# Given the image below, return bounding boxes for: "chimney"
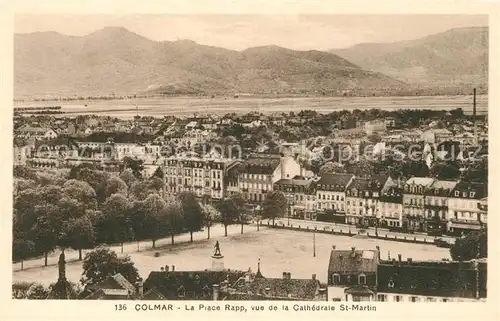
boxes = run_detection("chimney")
[165,265,169,272]
[312,274,316,281]
[287,272,292,280]
[160,266,165,272]
[351,247,356,258]
[318,288,327,300]
[212,284,220,301]
[136,279,144,298]
[473,88,477,146]
[332,245,336,250]
[392,258,396,265]
[172,265,175,271]
[283,272,287,279]
[407,258,412,264]
[376,246,380,260]
[398,254,402,263]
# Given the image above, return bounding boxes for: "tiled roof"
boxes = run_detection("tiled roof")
[346,175,389,193]
[231,277,320,300]
[377,260,486,299]
[141,287,166,300]
[242,154,281,175]
[405,177,434,187]
[425,180,459,196]
[274,179,312,187]
[451,182,487,199]
[328,249,379,274]
[344,285,375,295]
[143,270,246,300]
[84,288,131,300]
[17,126,53,134]
[316,173,354,190]
[222,292,298,300]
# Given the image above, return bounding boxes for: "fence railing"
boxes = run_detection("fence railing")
[265,222,437,245]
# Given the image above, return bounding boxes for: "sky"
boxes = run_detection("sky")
[14,14,488,51]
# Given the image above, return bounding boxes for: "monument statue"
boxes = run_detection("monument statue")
[213,241,222,257]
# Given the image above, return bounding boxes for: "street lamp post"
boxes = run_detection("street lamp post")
[313,228,316,257]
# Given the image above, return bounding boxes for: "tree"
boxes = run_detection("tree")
[129,181,152,201]
[165,201,184,245]
[230,194,247,234]
[12,238,35,270]
[140,194,169,248]
[430,160,461,180]
[261,191,287,225]
[105,176,128,198]
[99,194,133,252]
[14,178,38,194]
[450,229,487,261]
[201,204,220,239]
[119,169,137,189]
[148,177,165,193]
[31,202,62,266]
[13,165,37,180]
[178,192,204,242]
[78,168,109,203]
[62,180,97,209]
[26,283,49,299]
[81,248,140,286]
[123,156,144,179]
[319,162,345,176]
[64,216,95,260]
[217,198,240,237]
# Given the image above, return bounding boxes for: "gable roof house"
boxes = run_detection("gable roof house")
[327,246,380,291]
[143,265,247,300]
[15,126,58,140]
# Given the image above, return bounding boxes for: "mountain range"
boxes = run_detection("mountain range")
[331,26,488,88]
[14,26,488,98]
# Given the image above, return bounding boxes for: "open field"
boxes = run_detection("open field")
[13,95,487,119]
[12,224,450,287]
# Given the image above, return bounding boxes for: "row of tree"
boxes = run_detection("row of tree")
[13,163,289,269]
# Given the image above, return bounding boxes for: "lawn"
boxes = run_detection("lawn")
[12,225,450,286]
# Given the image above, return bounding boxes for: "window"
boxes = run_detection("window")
[410,296,418,303]
[358,274,366,285]
[388,279,395,289]
[394,295,401,302]
[455,191,459,197]
[332,273,340,284]
[377,294,387,302]
[426,297,435,302]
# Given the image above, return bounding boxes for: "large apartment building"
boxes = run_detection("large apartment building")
[162,153,237,200]
[274,178,317,219]
[345,175,394,226]
[402,177,435,231]
[315,173,354,222]
[238,153,301,204]
[447,182,487,235]
[423,180,458,231]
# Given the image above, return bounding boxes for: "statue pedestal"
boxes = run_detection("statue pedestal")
[211,254,224,271]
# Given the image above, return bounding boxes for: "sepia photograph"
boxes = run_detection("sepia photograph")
[10,9,490,312]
